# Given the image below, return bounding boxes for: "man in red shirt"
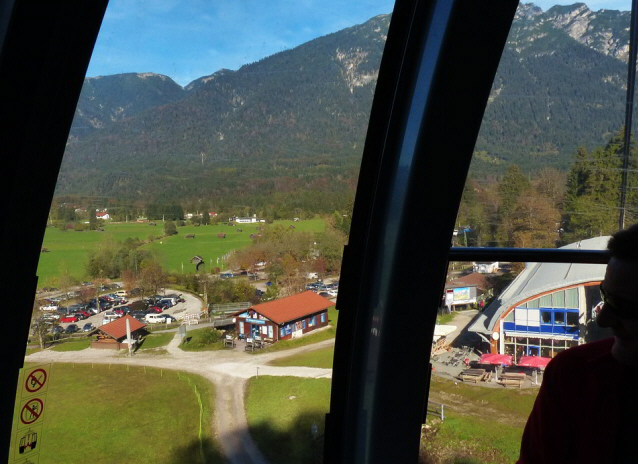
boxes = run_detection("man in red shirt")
[518,224,638,463]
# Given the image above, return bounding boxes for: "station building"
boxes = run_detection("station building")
[234,291,333,342]
[467,236,611,363]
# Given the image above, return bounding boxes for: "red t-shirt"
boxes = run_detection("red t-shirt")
[518,337,638,463]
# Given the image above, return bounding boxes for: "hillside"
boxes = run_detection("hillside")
[57,3,634,206]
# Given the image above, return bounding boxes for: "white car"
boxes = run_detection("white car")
[145,314,167,324]
[39,304,59,311]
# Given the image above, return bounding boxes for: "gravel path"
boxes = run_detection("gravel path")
[26,335,335,464]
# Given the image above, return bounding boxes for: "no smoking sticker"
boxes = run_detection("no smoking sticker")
[21,364,50,398]
[17,397,45,430]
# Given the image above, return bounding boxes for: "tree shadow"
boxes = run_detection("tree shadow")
[166,437,226,464]
[245,411,326,464]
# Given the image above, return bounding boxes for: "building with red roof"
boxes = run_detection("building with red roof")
[90,315,146,350]
[234,291,334,341]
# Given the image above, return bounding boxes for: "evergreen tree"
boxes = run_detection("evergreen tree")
[88,207,97,230]
[164,221,178,236]
[202,211,210,225]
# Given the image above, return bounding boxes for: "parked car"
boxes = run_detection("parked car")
[113,308,125,316]
[42,313,59,321]
[39,304,59,311]
[115,290,128,297]
[145,314,167,324]
[72,313,87,320]
[163,315,177,323]
[50,325,63,334]
[60,315,78,323]
[65,324,79,333]
[318,292,331,298]
[148,306,163,314]
[76,310,91,318]
[82,323,94,332]
[131,310,146,320]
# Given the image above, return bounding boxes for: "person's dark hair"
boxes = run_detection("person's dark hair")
[608,223,638,261]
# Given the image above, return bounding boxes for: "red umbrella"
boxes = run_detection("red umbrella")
[517,356,552,368]
[479,353,513,366]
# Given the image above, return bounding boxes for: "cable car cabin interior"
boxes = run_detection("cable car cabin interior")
[3,0,635,462]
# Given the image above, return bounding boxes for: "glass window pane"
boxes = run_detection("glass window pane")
[504,311,514,322]
[541,347,552,358]
[566,312,579,326]
[565,288,579,308]
[552,291,565,308]
[527,299,539,309]
[540,295,552,307]
[541,311,552,324]
[554,312,565,325]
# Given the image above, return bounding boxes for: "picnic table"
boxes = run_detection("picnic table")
[223,335,236,348]
[460,368,492,383]
[499,372,526,388]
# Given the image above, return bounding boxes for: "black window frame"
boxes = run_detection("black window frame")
[0,1,615,463]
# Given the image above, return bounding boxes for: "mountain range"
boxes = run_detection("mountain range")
[58,3,634,210]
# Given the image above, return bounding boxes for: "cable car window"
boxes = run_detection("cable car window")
[17,1,394,463]
[431,259,610,461]
[456,0,635,250]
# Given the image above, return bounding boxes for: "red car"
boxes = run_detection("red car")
[60,315,78,323]
[148,306,162,314]
[76,311,91,318]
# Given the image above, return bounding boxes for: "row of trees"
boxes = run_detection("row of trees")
[458,127,638,249]
[457,165,562,249]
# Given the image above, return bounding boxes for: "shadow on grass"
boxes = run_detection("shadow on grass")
[248,412,326,464]
[166,437,225,464]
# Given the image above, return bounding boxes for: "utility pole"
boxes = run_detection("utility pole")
[620,0,638,230]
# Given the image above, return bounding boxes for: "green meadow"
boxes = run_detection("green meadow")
[36,219,325,286]
[244,374,538,464]
[11,363,224,464]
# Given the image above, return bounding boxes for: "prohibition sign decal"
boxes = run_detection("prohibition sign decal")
[25,369,47,394]
[20,399,44,426]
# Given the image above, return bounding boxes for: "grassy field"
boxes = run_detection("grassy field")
[244,375,538,464]
[180,327,225,351]
[251,306,338,355]
[11,363,224,464]
[36,218,325,286]
[245,376,331,464]
[421,377,538,463]
[137,333,174,351]
[49,337,91,352]
[268,346,334,368]
[436,311,458,325]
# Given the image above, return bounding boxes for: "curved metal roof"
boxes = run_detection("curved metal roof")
[467,236,609,335]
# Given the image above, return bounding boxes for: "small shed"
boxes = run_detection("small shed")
[234,291,333,342]
[89,315,146,350]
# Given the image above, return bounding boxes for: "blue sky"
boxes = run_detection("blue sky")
[87,1,630,87]
[87,0,395,86]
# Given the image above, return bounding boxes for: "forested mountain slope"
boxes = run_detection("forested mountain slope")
[58,3,634,207]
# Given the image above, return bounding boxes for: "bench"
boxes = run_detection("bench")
[499,378,524,388]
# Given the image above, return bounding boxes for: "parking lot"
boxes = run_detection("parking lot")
[37,287,204,335]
